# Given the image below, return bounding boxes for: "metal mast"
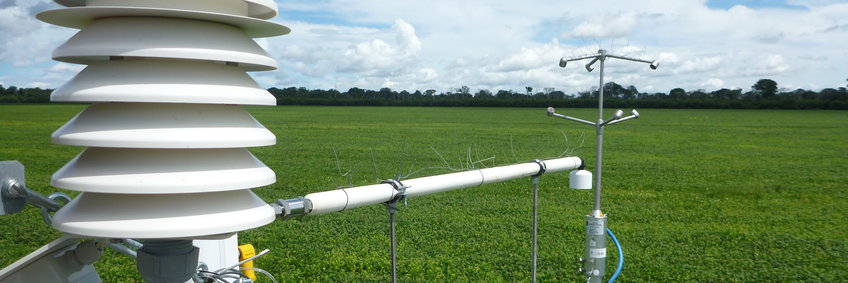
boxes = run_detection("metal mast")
[550,49,657,283]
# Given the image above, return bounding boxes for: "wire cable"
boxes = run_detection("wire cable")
[240,267,278,283]
[607,228,623,283]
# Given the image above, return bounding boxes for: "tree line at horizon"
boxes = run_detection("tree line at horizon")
[1,78,846,109]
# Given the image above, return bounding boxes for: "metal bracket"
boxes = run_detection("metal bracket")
[2,160,68,221]
[1,161,28,215]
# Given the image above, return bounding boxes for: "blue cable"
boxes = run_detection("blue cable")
[607,228,623,283]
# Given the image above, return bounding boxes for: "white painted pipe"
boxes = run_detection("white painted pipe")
[304,157,582,215]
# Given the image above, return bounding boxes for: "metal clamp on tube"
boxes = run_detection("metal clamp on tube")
[381,179,408,211]
[532,159,547,178]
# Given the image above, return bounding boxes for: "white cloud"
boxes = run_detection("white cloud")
[703,78,725,89]
[336,20,421,76]
[1,0,847,93]
[564,12,640,39]
[488,45,562,73]
[47,62,84,73]
[741,54,790,76]
[266,0,848,92]
[0,4,50,65]
[415,68,438,83]
[675,56,724,74]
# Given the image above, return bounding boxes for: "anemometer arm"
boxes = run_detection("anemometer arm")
[547,107,640,128]
[606,109,640,126]
[546,107,595,125]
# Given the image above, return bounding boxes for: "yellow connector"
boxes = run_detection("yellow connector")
[238,244,257,281]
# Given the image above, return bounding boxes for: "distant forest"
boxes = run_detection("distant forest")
[2,79,847,109]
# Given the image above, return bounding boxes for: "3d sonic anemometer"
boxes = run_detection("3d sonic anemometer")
[0,1,657,282]
[553,48,658,283]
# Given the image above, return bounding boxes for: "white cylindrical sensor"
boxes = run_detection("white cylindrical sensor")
[569,169,592,190]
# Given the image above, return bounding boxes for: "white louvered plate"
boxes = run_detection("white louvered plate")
[37,5,289,38]
[51,60,276,105]
[54,0,278,20]
[53,103,275,148]
[244,0,278,19]
[50,17,278,70]
[51,190,275,239]
[51,148,276,194]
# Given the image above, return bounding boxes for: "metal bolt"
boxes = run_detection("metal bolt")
[4,179,23,198]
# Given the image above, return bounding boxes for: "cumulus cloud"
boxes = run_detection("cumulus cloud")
[269,19,424,89]
[0,5,44,63]
[742,54,790,76]
[1,1,76,86]
[336,19,421,76]
[703,78,725,89]
[563,12,640,39]
[415,68,438,83]
[1,0,847,92]
[675,56,724,74]
[488,45,560,73]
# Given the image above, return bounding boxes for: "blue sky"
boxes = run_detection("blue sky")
[1,0,847,93]
[706,0,807,9]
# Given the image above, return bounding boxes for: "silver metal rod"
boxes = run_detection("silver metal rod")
[7,181,62,212]
[531,176,540,283]
[594,57,606,214]
[216,249,270,273]
[605,115,638,126]
[549,113,596,126]
[122,238,144,250]
[106,242,137,259]
[599,117,618,127]
[604,54,653,64]
[389,211,398,283]
[565,54,599,62]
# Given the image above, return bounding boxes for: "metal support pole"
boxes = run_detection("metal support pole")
[382,179,407,283]
[594,55,606,215]
[587,55,608,283]
[584,215,607,283]
[388,207,398,283]
[531,175,539,283]
[555,49,656,283]
[530,160,545,283]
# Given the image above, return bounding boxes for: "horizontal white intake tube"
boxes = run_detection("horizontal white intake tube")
[304,157,582,215]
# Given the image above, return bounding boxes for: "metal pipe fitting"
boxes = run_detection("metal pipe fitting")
[274,197,312,220]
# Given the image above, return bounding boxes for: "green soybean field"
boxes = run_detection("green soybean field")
[1,104,846,282]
